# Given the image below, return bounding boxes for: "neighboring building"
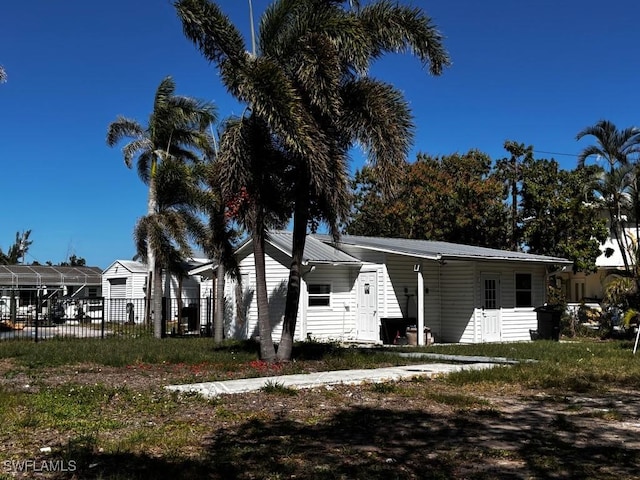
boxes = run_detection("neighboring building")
[102,259,213,330]
[222,231,571,345]
[102,260,147,323]
[0,264,102,321]
[559,226,636,307]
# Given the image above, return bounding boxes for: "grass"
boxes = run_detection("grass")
[260,380,298,396]
[0,336,260,368]
[1,336,640,479]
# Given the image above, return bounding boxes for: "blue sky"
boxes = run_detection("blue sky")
[1,0,638,269]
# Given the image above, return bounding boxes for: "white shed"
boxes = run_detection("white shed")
[102,259,213,326]
[102,260,148,323]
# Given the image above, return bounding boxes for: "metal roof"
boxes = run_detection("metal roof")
[106,260,148,274]
[267,231,361,265]
[314,234,572,265]
[0,265,103,288]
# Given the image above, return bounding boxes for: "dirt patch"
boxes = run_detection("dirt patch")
[1,360,640,479]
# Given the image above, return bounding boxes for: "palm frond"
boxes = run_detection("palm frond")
[357,1,451,75]
[106,117,145,147]
[135,151,154,185]
[340,78,413,191]
[175,0,247,65]
[577,119,640,169]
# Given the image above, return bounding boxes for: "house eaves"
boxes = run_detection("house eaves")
[188,262,218,278]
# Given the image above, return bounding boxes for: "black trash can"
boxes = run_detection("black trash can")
[181,305,199,333]
[534,305,563,341]
[380,318,410,344]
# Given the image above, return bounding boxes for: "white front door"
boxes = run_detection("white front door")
[357,271,378,342]
[481,275,501,342]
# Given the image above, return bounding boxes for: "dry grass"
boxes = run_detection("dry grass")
[0,338,639,479]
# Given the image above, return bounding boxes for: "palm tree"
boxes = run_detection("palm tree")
[189,158,241,343]
[176,0,309,360]
[107,76,216,338]
[133,159,209,336]
[175,0,450,360]
[577,120,640,172]
[261,0,450,360]
[8,230,32,264]
[216,115,291,361]
[593,163,636,274]
[577,120,640,278]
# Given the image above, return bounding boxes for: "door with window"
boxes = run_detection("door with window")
[481,275,501,342]
[357,271,378,342]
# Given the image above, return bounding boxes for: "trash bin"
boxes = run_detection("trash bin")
[534,305,563,341]
[406,326,418,346]
[380,318,415,344]
[181,305,199,333]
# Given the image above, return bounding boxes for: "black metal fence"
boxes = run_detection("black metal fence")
[0,296,213,342]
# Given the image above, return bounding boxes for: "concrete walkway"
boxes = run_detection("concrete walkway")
[166,361,500,399]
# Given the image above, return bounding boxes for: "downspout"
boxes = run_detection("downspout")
[300,265,315,341]
[415,263,424,346]
[438,261,442,343]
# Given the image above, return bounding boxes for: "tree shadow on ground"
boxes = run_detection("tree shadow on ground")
[53,392,640,480]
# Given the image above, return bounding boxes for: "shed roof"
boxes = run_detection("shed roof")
[104,260,148,274]
[314,234,572,265]
[0,265,103,288]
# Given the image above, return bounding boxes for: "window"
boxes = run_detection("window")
[308,284,331,307]
[515,273,532,307]
[483,278,498,309]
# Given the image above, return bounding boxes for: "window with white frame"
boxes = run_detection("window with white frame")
[515,273,532,307]
[308,284,331,307]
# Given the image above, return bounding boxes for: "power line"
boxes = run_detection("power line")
[533,149,579,158]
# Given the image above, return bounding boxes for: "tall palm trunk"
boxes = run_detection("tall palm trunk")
[147,163,164,339]
[177,274,184,335]
[277,190,310,361]
[253,226,276,361]
[214,262,225,342]
[152,264,164,338]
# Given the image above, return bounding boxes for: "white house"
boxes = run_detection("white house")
[223,231,572,345]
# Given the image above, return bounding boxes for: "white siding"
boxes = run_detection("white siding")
[436,261,549,343]
[499,264,547,342]
[227,245,299,342]
[439,262,477,343]
[128,273,147,299]
[304,265,358,341]
[423,263,442,341]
